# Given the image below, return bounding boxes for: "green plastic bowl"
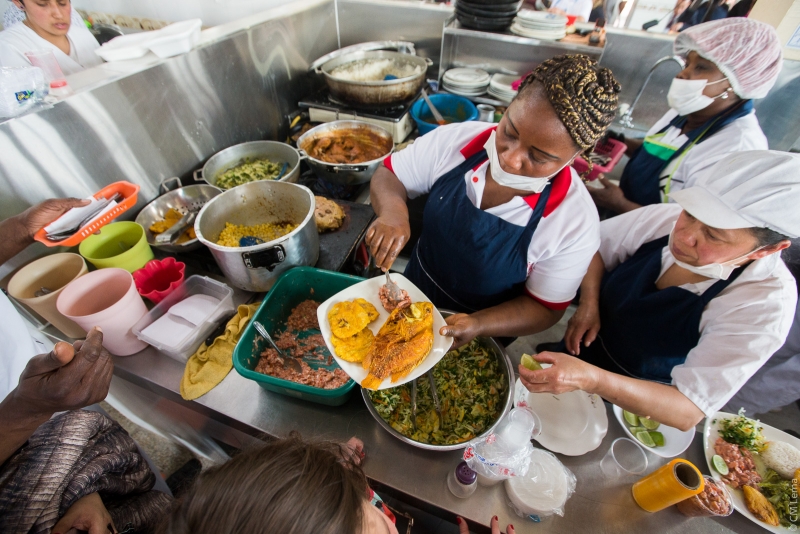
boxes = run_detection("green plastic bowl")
[79,221,154,273]
[233,266,364,406]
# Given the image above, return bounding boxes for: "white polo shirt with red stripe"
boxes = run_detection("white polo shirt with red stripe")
[385,121,600,310]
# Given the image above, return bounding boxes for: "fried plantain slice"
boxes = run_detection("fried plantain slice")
[328,301,371,338]
[331,328,374,363]
[743,486,780,526]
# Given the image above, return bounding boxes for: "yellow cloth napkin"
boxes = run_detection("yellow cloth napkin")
[180,302,260,400]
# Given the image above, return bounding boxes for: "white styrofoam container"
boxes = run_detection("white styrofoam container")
[95,32,154,62]
[132,275,234,362]
[147,19,202,58]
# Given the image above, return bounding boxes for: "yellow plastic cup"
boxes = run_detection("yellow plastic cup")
[79,221,154,273]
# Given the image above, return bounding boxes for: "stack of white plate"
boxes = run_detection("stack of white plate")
[442,68,491,97]
[487,74,518,102]
[511,10,567,40]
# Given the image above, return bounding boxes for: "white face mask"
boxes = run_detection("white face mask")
[668,226,762,280]
[667,77,731,116]
[483,131,575,193]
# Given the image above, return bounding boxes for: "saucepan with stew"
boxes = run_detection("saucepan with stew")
[297,120,394,185]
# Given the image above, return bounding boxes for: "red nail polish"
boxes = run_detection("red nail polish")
[510,525,514,530]
[493,516,498,521]
[456,517,463,525]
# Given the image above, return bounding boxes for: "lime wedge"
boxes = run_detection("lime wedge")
[649,431,665,447]
[639,416,661,431]
[521,354,543,371]
[623,410,640,427]
[712,454,729,476]
[628,426,647,435]
[635,430,656,448]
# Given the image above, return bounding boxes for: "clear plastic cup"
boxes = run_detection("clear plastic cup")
[600,437,648,479]
[24,50,70,96]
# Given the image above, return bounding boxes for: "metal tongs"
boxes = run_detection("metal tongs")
[253,321,302,373]
[156,211,197,244]
[428,372,444,430]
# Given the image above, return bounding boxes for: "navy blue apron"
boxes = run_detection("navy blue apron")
[404,149,551,313]
[581,236,745,383]
[619,100,754,207]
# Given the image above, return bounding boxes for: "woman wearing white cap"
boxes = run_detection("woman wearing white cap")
[520,151,798,430]
[590,18,781,215]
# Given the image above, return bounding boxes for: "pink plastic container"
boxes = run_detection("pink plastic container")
[56,268,149,356]
[573,137,627,181]
[132,257,186,304]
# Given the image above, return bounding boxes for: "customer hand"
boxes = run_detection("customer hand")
[52,492,115,534]
[11,327,113,418]
[457,515,514,534]
[365,214,410,271]
[440,313,481,350]
[564,302,601,356]
[518,351,601,395]
[17,197,90,240]
[586,176,630,213]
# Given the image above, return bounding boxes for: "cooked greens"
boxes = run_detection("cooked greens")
[759,469,799,528]
[368,340,507,446]
[717,410,765,453]
[215,158,285,189]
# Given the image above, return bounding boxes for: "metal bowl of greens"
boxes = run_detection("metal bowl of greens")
[195,141,302,189]
[362,314,514,451]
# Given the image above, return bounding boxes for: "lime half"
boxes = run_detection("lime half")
[521,354,543,371]
[639,416,661,431]
[623,410,640,427]
[649,431,665,447]
[712,454,729,476]
[635,430,656,448]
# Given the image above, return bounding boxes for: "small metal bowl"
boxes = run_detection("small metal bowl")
[135,182,222,254]
[362,313,515,451]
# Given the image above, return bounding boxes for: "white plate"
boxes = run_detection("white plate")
[703,412,800,533]
[443,85,488,97]
[443,68,491,88]
[515,9,568,25]
[317,274,453,390]
[510,24,566,40]
[513,374,608,456]
[612,405,695,458]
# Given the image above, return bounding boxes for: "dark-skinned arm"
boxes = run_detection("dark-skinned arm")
[519,353,705,431]
[366,165,411,271]
[442,295,565,349]
[564,252,604,355]
[0,328,112,464]
[624,137,643,158]
[0,198,89,265]
[587,177,642,214]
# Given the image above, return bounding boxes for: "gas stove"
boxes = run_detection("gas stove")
[296,168,369,202]
[298,88,419,143]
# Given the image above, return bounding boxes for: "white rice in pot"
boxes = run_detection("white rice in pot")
[329,58,422,82]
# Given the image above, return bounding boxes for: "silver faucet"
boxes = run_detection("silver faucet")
[618,55,686,129]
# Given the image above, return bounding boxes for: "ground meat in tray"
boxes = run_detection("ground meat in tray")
[254,300,349,389]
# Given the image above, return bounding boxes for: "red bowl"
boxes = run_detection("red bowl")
[132,257,185,304]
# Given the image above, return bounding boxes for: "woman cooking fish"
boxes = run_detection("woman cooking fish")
[366,54,621,347]
[523,151,799,431]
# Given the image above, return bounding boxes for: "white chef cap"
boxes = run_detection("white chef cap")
[669,151,800,239]
[674,18,783,100]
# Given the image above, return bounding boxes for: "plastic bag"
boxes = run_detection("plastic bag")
[463,408,536,484]
[0,66,46,118]
[504,448,577,522]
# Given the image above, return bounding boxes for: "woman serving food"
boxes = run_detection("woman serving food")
[366,54,620,347]
[522,151,799,431]
[590,18,781,214]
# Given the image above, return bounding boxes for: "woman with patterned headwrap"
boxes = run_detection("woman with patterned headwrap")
[366,54,621,348]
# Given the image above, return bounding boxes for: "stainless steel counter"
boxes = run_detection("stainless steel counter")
[112,301,765,534]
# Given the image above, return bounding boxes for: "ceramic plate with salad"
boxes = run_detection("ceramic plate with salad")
[612,405,695,458]
[703,411,800,532]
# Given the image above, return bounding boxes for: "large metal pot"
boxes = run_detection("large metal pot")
[194,181,318,292]
[297,120,393,186]
[194,141,302,189]
[314,50,432,106]
[362,315,515,452]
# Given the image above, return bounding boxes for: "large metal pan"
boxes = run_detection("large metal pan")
[362,312,515,452]
[297,120,393,186]
[314,50,432,106]
[194,140,302,189]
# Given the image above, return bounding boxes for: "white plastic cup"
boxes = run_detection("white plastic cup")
[57,268,149,355]
[600,437,648,479]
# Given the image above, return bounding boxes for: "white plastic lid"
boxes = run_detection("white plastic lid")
[504,449,570,517]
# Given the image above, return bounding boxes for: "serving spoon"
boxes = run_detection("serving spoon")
[420,88,447,126]
[253,320,303,373]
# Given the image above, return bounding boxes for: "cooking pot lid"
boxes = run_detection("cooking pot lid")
[310,41,417,72]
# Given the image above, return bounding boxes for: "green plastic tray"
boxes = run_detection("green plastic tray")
[233,266,364,406]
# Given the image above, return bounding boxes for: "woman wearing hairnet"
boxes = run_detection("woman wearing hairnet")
[522,151,798,431]
[590,18,781,215]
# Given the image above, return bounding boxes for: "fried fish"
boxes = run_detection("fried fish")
[361,302,434,390]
